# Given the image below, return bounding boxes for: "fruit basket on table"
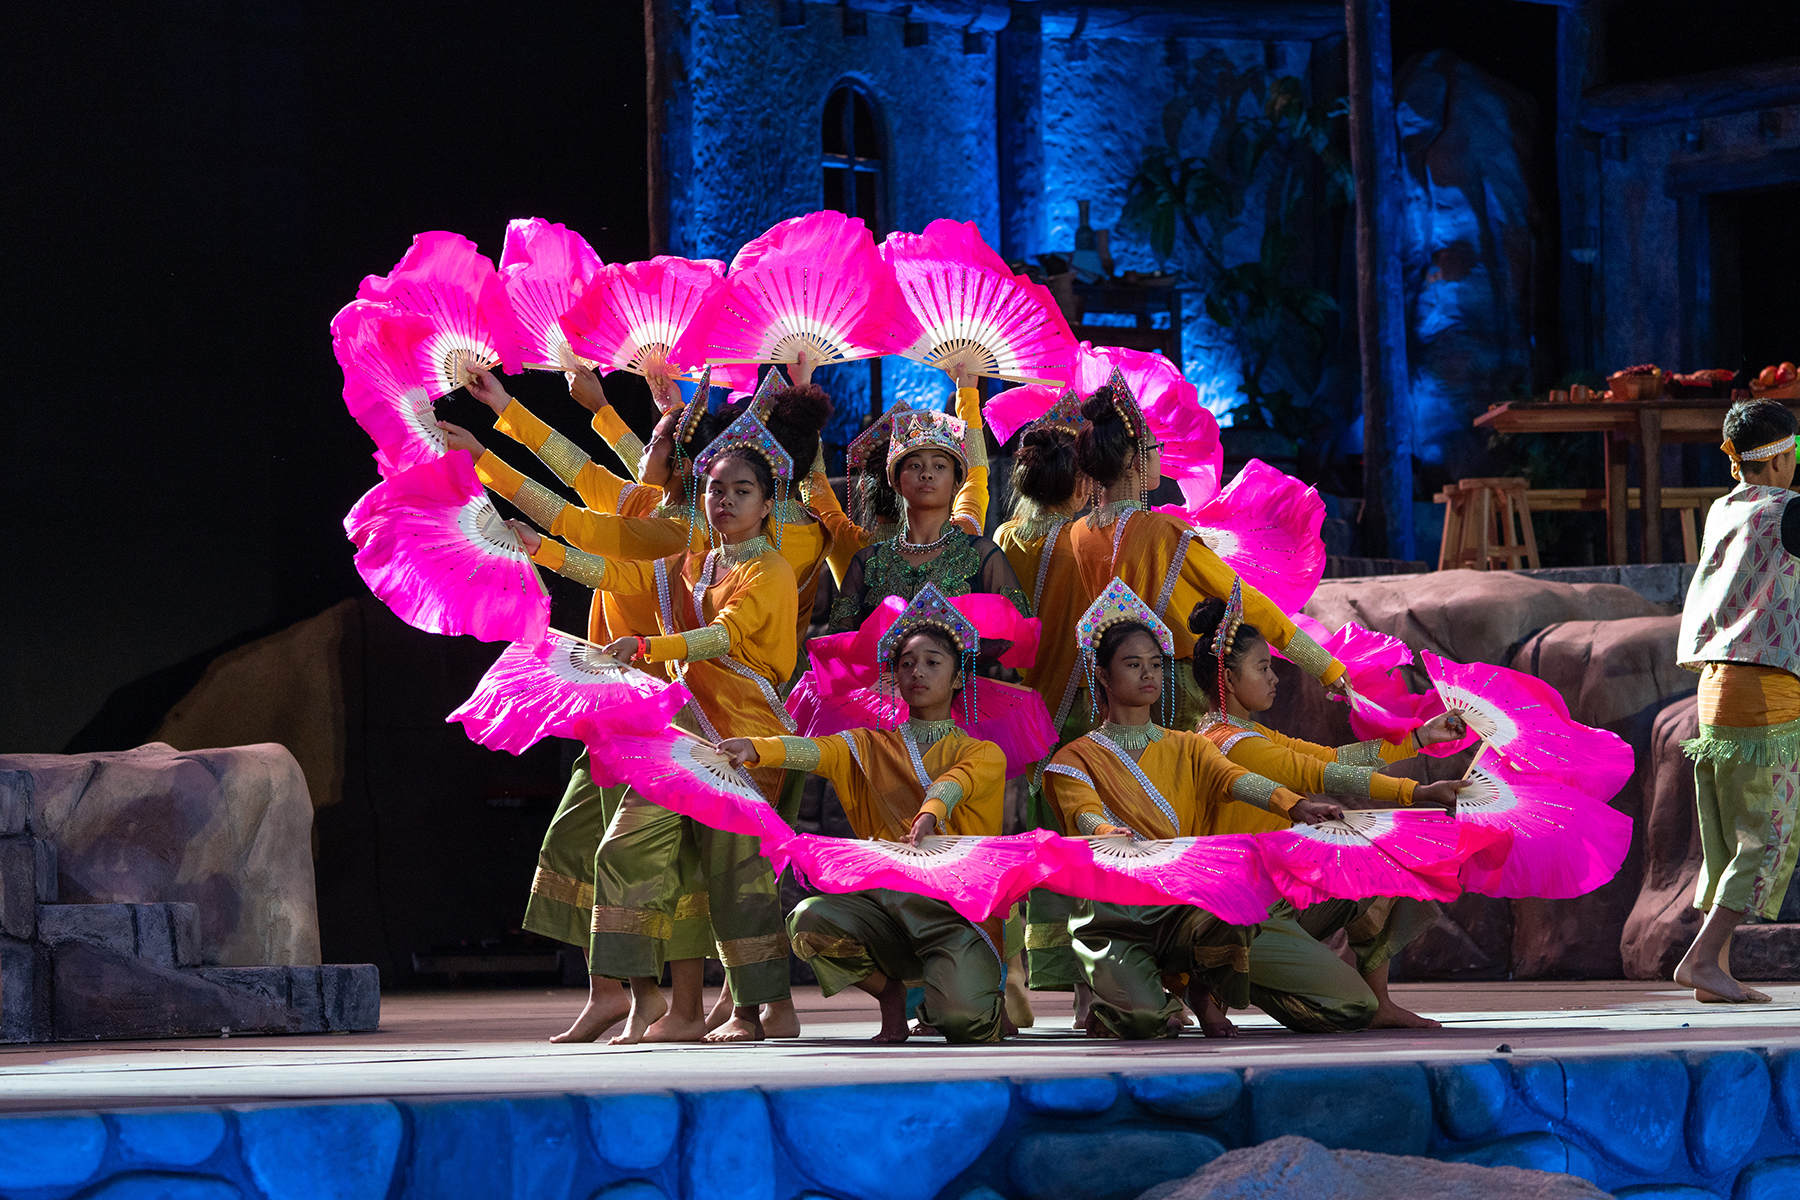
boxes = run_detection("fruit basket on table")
[1752,362,1800,400]
[1606,365,1666,401]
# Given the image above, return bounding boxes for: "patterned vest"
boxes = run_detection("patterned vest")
[1678,484,1800,676]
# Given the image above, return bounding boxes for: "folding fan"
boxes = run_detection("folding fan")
[1419,651,1635,802]
[448,630,693,755]
[671,210,915,367]
[1254,809,1491,907]
[784,677,1057,780]
[330,304,446,478]
[585,727,796,844]
[1073,342,1224,506]
[1455,760,1630,899]
[768,830,1062,925]
[355,230,523,391]
[343,453,549,644]
[497,217,603,373]
[1040,834,1280,925]
[1165,459,1326,617]
[557,255,754,405]
[986,383,1068,445]
[1276,613,1432,744]
[880,220,1076,384]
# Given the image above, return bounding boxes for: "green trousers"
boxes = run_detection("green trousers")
[790,889,1005,1043]
[1695,756,1800,921]
[1024,689,1092,991]
[1071,902,1253,1039]
[1246,897,1438,1034]
[522,751,712,965]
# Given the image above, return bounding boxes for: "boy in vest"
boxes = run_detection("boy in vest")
[1675,399,1800,1003]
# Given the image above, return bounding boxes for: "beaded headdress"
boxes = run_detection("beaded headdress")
[885,410,970,485]
[690,404,796,549]
[747,364,790,421]
[876,583,980,725]
[1077,579,1177,724]
[1026,387,1084,434]
[845,398,917,529]
[1209,578,1247,709]
[1093,366,1153,509]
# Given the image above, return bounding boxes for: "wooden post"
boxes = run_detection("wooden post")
[1555,1,1604,373]
[1345,0,1413,561]
[1605,431,1630,564]
[1639,407,1663,565]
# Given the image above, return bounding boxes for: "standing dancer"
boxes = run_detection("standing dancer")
[1189,597,1468,1031]
[717,585,1009,1043]
[1676,399,1800,1003]
[1042,582,1344,1040]
[993,403,1097,1007]
[1068,375,1344,730]
[496,410,801,1043]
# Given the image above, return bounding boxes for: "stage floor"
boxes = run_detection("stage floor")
[5,981,1798,1112]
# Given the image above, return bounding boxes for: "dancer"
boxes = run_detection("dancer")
[717,585,1009,1043]
[1069,374,1344,729]
[1190,596,1469,1031]
[485,410,801,1043]
[1676,398,1800,1004]
[993,400,1097,1008]
[1042,581,1343,1040]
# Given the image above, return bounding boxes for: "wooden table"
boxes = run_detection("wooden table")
[1473,398,1795,565]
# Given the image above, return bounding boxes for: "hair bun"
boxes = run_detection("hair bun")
[1189,597,1228,640]
[1080,387,1118,426]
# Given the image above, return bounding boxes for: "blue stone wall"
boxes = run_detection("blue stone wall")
[6,1048,1799,1198]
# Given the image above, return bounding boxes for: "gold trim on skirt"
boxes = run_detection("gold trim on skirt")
[717,931,792,967]
[592,905,673,940]
[531,867,594,912]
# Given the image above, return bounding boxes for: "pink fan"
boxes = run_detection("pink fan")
[785,677,1057,780]
[585,727,796,843]
[448,630,693,755]
[559,255,755,403]
[1255,809,1493,907]
[672,211,914,366]
[1419,651,1635,801]
[1042,834,1280,925]
[1074,343,1224,505]
[356,230,522,392]
[343,453,549,644]
[1164,459,1326,617]
[769,830,1061,925]
[497,217,603,372]
[987,383,1067,445]
[1278,614,1433,744]
[1454,760,1630,899]
[330,304,446,478]
[880,220,1076,384]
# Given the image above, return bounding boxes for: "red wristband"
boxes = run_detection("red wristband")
[635,635,649,659]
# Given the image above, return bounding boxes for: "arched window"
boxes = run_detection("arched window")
[821,84,885,234]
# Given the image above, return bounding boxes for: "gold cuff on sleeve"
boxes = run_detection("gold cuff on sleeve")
[1024,922,1073,950]
[1229,773,1282,812]
[1075,811,1111,835]
[775,736,822,772]
[511,475,570,532]
[612,430,647,480]
[680,623,732,662]
[1281,628,1335,678]
[535,429,592,487]
[924,779,964,813]
[1321,762,1378,797]
[556,544,608,589]
[1335,740,1388,768]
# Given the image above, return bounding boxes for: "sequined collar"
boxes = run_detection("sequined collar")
[716,535,772,567]
[904,718,959,748]
[1097,721,1163,751]
[1202,710,1258,731]
[1088,498,1144,529]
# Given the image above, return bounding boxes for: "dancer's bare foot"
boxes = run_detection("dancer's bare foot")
[866,975,911,1043]
[759,998,801,1038]
[910,1020,939,1037]
[704,986,733,1033]
[703,1005,766,1042]
[641,1008,710,1041]
[1368,998,1443,1029]
[549,978,631,1043]
[1191,989,1238,1039]
[1005,954,1035,1029]
[1083,1008,1116,1038]
[1072,981,1095,1030]
[1677,959,1771,1003]
[1000,1009,1019,1039]
[608,981,670,1045]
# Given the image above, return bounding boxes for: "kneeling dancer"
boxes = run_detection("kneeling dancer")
[719,584,1009,1043]
[1043,581,1345,1039]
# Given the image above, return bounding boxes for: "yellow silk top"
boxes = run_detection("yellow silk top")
[1067,507,1344,686]
[748,725,1005,838]
[1043,727,1303,838]
[812,386,991,583]
[1198,718,1420,831]
[995,512,1094,736]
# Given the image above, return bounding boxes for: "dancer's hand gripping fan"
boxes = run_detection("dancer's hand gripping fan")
[767,830,1062,925]
[343,453,549,645]
[1456,759,1631,899]
[497,217,604,373]
[1041,833,1281,926]
[1419,651,1635,801]
[329,305,446,478]
[1280,613,1431,744]
[559,255,756,409]
[355,231,523,393]
[585,727,796,844]
[448,630,693,755]
[1163,460,1327,618]
[1255,809,1508,908]
[672,210,914,367]
[879,219,1076,384]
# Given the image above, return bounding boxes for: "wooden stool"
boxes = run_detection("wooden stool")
[1525,487,1728,564]
[1434,477,1540,570]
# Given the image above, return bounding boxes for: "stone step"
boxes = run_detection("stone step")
[37,901,201,968]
